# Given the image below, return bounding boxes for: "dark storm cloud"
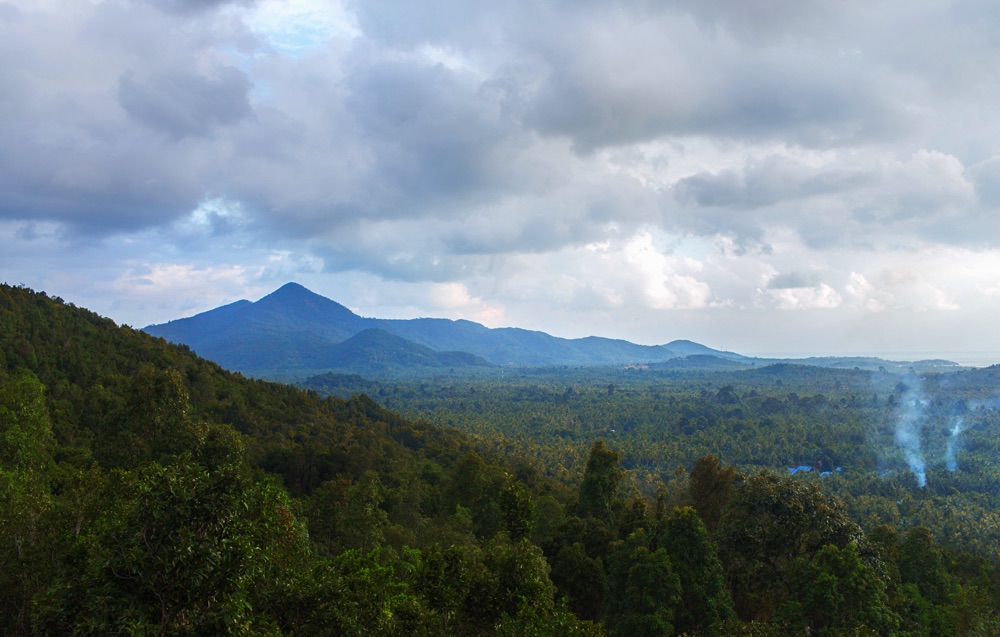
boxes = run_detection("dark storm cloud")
[440,178,657,256]
[673,156,874,209]
[119,67,254,138]
[0,113,209,233]
[148,0,258,16]
[665,155,878,252]
[674,171,746,208]
[0,1,260,235]
[797,220,851,251]
[344,59,506,210]
[523,37,903,152]
[666,0,860,42]
[0,0,928,249]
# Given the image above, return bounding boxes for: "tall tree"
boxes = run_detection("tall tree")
[687,454,735,535]
[500,477,535,541]
[549,541,606,621]
[0,369,56,635]
[605,530,681,637]
[780,542,899,636]
[576,440,622,521]
[716,471,867,621]
[658,506,734,636]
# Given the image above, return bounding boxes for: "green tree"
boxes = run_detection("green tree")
[97,364,205,469]
[494,598,605,637]
[605,530,681,637]
[35,459,309,635]
[549,541,606,621]
[778,542,898,636]
[264,547,430,637]
[577,440,622,521]
[0,369,55,473]
[324,548,426,637]
[896,526,954,637]
[899,526,951,606]
[0,369,56,635]
[487,536,559,623]
[339,471,390,552]
[449,451,504,538]
[500,477,535,541]
[417,543,481,632]
[658,506,734,635]
[716,471,866,621]
[687,454,735,535]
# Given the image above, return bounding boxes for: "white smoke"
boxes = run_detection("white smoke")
[943,416,964,473]
[943,397,1000,473]
[894,376,927,487]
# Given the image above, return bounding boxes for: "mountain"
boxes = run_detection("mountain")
[143,282,747,376]
[143,282,960,379]
[324,328,495,373]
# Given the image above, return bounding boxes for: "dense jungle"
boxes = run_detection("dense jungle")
[3,283,1000,636]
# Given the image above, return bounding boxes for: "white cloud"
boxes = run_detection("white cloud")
[874,266,960,312]
[763,283,843,311]
[845,272,890,312]
[111,262,261,323]
[623,231,713,310]
[427,282,508,326]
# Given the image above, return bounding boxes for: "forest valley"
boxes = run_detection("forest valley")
[2,282,1000,636]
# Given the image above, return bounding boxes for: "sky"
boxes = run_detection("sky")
[3,0,1000,363]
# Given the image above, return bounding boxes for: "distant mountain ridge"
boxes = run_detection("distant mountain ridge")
[143,282,749,376]
[143,282,961,378]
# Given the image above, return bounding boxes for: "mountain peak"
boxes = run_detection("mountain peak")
[277,281,309,293]
[251,283,368,336]
[258,282,323,303]
[255,283,357,316]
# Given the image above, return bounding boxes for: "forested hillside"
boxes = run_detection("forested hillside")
[303,363,1000,555]
[2,283,999,636]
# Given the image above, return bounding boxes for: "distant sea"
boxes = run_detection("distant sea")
[907,353,1000,368]
[750,352,1000,368]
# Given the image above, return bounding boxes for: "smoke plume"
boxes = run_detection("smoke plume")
[894,376,927,487]
[943,416,964,472]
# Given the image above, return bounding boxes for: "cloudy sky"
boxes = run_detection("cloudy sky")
[4,0,1000,362]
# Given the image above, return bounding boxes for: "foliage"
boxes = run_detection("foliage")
[0,369,55,634]
[577,440,623,520]
[715,471,868,621]
[657,506,734,635]
[604,530,681,637]
[1,283,999,636]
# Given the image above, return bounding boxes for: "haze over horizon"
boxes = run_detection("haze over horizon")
[148,281,1000,367]
[4,0,1000,361]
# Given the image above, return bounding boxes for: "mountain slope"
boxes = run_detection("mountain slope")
[142,282,962,378]
[0,284,605,635]
[325,328,496,372]
[144,282,737,374]
[144,282,374,374]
